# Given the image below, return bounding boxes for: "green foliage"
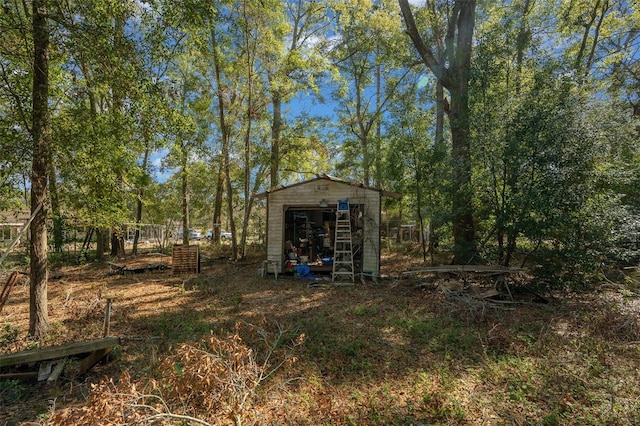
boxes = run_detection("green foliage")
[467,1,640,282]
[0,379,29,403]
[384,74,451,261]
[2,0,640,284]
[0,2,35,211]
[0,324,19,348]
[473,46,620,277]
[331,0,412,185]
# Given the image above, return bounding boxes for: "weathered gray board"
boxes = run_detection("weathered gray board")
[400,265,525,277]
[0,337,120,368]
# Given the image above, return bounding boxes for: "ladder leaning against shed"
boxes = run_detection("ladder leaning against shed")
[332,199,354,282]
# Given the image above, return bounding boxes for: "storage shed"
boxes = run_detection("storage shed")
[254,174,400,277]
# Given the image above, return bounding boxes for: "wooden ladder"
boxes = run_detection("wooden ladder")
[332,199,354,282]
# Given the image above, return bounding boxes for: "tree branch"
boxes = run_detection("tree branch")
[398,0,450,87]
[0,62,32,134]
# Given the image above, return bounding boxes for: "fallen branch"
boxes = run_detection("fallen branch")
[130,406,212,426]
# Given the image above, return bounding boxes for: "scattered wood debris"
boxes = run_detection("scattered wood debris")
[397,264,548,307]
[107,261,171,275]
[398,264,525,282]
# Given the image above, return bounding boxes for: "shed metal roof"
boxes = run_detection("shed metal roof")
[253,173,401,199]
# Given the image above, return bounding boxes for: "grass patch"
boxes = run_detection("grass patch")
[149,309,214,341]
[393,315,483,361]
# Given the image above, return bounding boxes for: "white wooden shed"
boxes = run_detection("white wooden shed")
[254,174,400,276]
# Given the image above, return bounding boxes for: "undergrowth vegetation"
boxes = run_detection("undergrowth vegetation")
[1,246,640,425]
[48,322,304,426]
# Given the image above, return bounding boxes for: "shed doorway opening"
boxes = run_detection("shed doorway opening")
[283,204,364,275]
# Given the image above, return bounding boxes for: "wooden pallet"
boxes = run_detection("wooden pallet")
[171,245,200,274]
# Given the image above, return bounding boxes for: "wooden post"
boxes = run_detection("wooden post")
[103,297,113,337]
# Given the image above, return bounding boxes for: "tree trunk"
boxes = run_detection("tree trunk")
[354,68,371,187]
[181,154,190,246]
[436,81,445,147]
[497,230,505,264]
[133,197,143,255]
[96,229,107,261]
[449,76,476,263]
[110,230,124,257]
[574,0,599,73]
[399,0,477,264]
[49,164,63,253]
[428,80,445,263]
[29,0,50,339]
[504,230,517,267]
[224,142,238,259]
[133,141,150,255]
[110,10,126,258]
[211,25,236,259]
[270,90,281,189]
[374,58,382,188]
[415,166,427,264]
[584,1,609,76]
[213,162,224,242]
[241,12,253,259]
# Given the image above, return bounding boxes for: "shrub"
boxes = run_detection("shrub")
[49,322,303,426]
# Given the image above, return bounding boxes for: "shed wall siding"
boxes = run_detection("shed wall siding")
[266,180,381,274]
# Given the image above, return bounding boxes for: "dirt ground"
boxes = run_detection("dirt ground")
[0,249,415,424]
[1,247,639,425]
[0,248,416,350]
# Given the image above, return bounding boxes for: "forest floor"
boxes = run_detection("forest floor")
[1,244,640,425]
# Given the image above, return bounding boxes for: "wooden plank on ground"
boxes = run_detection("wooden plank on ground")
[107,262,126,274]
[79,347,112,374]
[0,337,120,368]
[400,265,525,277]
[108,262,170,275]
[47,359,67,382]
[0,371,39,380]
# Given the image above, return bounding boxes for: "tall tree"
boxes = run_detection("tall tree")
[210,19,240,259]
[471,0,538,265]
[399,0,477,263]
[109,4,129,257]
[30,0,50,339]
[386,74,450,264]
[0,1,32,213]
[265,0,329,188]
[237,0,269,257]
[50,0,148,260]
[332,0,409,186]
